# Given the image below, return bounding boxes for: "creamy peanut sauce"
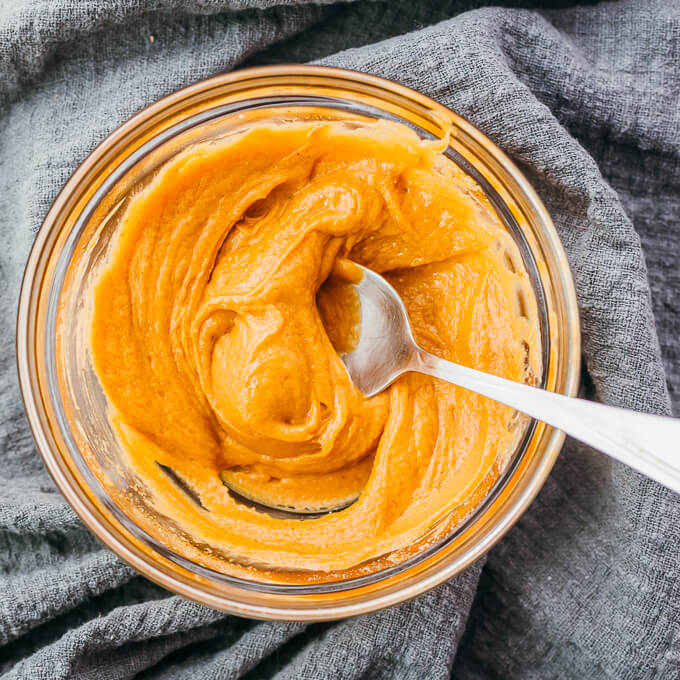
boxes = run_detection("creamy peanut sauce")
[91,119,540,574]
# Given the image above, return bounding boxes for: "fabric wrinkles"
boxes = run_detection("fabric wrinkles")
[1,0,680,678]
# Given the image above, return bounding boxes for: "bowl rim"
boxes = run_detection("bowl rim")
[16,64,581,620]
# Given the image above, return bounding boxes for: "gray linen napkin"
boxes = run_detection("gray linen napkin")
[1,1,679,678]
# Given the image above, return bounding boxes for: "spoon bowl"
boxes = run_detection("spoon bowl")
[340,266,418,397]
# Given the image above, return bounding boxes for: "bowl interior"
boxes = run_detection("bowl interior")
[19,67,579,619]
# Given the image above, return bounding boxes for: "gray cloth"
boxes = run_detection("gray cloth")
[1,0,679,677]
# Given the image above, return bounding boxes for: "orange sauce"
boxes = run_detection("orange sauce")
[91,119,539,572]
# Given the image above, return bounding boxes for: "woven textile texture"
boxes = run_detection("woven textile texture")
[1,1,679,677]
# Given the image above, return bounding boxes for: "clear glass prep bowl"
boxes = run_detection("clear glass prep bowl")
[16,65,580,620]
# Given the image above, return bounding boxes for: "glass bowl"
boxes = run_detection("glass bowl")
[16,65,580,620]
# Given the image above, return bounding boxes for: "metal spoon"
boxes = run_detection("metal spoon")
[342,264,680,494]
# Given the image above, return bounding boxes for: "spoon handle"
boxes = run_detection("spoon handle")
[413,349,680,494]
